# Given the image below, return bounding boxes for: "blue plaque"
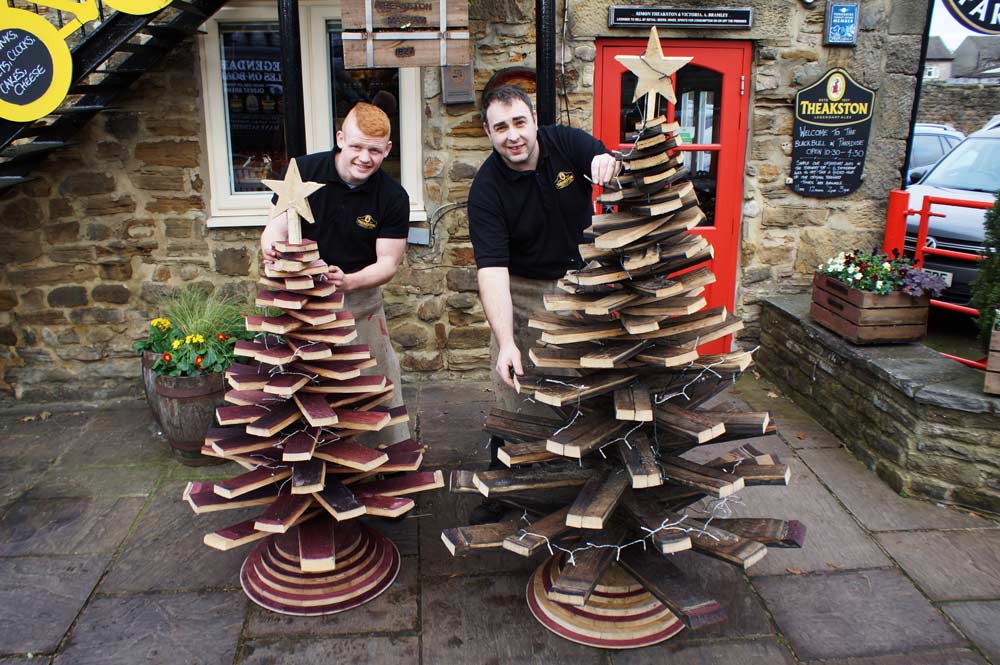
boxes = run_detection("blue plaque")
[825,2,858,46]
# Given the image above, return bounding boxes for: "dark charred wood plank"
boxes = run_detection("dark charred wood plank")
[616,431,662,488]
[566,468,630,529]
[619,491,692,554]
[503,507,573,557]
[659,456,744,498]
[618,546,727,630]
[441,519,522,556]
[708,518,806,548]
[547,521,628,606]
[471,467,595,497]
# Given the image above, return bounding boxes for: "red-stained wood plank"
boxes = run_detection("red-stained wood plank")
[285,327,359,345]
[298,374,386,394]
[293,392,340,427]
[273,239,319,253]
[313,440,388,470]
[355,470,444,496]
[214,466,293,499]
[263,373,310,397]
[332,409,391,431]
[292,460,327,494]
[312,478,366,520]
[297,516,336,572]
[254,492,314,533]
[216,404,268,426]
[285,337,332,361]
[287,309,346,326]
[358,494,414,517]
[302,293,345,310]
[246,402,302,437]
[256,344,297,366]
[211,433,280,457]
[183,481,277,514]
[282,430,320,462]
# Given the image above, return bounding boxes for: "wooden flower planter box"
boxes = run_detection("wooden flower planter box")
[810,272,929,344]
[986,329,1000,395]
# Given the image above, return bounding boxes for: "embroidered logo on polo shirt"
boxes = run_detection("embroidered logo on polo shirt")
[554,171,574,189]
[355,214,377,229]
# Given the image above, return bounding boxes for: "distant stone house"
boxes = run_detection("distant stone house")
[952,34,1000,80]
[0,0,932,403]
[924,35,954,80]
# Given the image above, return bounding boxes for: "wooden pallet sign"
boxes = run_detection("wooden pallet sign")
[341,0,470,68]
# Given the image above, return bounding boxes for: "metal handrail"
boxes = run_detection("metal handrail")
[883,189,991,370]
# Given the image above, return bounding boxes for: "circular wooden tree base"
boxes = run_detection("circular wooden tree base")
[240,522,400,616]
[526,554,684,649]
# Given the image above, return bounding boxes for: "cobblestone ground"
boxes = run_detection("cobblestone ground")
[0,376,996,664]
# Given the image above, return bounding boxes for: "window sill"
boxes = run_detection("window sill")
[206,207,429,229]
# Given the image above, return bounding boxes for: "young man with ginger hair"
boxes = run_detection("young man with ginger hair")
[261,102,410,443]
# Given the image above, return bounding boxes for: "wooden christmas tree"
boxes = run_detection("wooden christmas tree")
[183,158,442,616]
[441,28,806,649]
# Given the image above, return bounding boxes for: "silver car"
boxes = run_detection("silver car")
[904,128,1000,305]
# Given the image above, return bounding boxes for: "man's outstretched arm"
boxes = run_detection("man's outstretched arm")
[478,266,521,389]
[329,237,406,291]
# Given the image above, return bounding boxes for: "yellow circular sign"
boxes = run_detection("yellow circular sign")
[0,11,72,123]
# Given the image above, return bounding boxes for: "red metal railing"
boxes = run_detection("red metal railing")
[882,189,990,370]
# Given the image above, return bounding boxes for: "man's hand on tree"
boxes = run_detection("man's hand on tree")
[496,342,523,389]
[590,153,621,186]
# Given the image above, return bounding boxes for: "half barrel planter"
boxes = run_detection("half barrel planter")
[141,351,163,427]
[986,329,1000,395]
[155,372,227,466]
[810,272,929,344]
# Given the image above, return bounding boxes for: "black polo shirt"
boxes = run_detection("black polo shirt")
[468,125,608,280]
[284,150,409,274]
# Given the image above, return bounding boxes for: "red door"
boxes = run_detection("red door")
[594,39,751,353]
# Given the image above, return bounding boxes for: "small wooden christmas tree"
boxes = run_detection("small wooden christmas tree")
[441,28,806,649]
[183,158,442,616]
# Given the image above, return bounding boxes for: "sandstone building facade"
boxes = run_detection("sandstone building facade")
[0,0,930,402]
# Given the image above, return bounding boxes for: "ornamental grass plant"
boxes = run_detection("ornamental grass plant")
[133,285,253,376]
[818,248,947,298]
[970,192,1000,347]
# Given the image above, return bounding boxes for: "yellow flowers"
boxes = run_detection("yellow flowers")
[151,318,171,332]
[185,334,205,345]
[171,339,182,350]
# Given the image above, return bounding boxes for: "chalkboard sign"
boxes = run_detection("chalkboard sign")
[789,68,875,198]
[0,13,71,122]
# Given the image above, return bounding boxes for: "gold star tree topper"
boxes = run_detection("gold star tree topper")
[614,27,692,114]
[262,157,325,244]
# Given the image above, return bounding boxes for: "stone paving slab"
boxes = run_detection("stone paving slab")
[0,555,108,654]
[365,514,419,558]
[686,435,892,576]
[417,383,493,467]
[24,465,164,500]
[941,601,1000,663]
[421,573,607,664]
[798,448,992,532]
[238,635,420,664]
[816,648,988,664]
[100,481,251,593]
[753,569,965,660]
[419,488,540,578]
[731,376,843,449]
[55,407,171,468]
[610,637,796,664]
[0,496,145,556]
[0,658,53,664]
[0,410,90,437]
[53,591,245,665]
[876,530,1000,601]
[0,461,49,509]
[244,556,419,638]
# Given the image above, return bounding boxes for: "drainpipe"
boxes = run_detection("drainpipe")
[278,0,307,158]
[901,0,935,188]
[536,0,557,126]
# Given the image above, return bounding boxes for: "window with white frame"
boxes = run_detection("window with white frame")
[200,2,425,227]
[924,65,940,79]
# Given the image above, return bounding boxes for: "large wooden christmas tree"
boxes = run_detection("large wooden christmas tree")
[441,28,806,649]
[183,159,442,616]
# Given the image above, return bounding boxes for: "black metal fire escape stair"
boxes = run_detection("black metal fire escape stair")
[0,0,230,190]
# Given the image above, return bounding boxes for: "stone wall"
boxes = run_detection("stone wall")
[0,0,929,403]
[917,81,1000,135]
[759,295,1000,515]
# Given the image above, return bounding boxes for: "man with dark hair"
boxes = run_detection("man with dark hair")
[467,85,620,523]
[261,102,410,444]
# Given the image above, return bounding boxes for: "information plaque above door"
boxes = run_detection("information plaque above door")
[608,6,752,29]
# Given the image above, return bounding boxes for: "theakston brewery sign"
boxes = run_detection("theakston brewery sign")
[789,68,876,198]
[941,0,1000,35]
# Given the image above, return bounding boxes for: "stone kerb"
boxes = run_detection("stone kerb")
[758,295,1000,515]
